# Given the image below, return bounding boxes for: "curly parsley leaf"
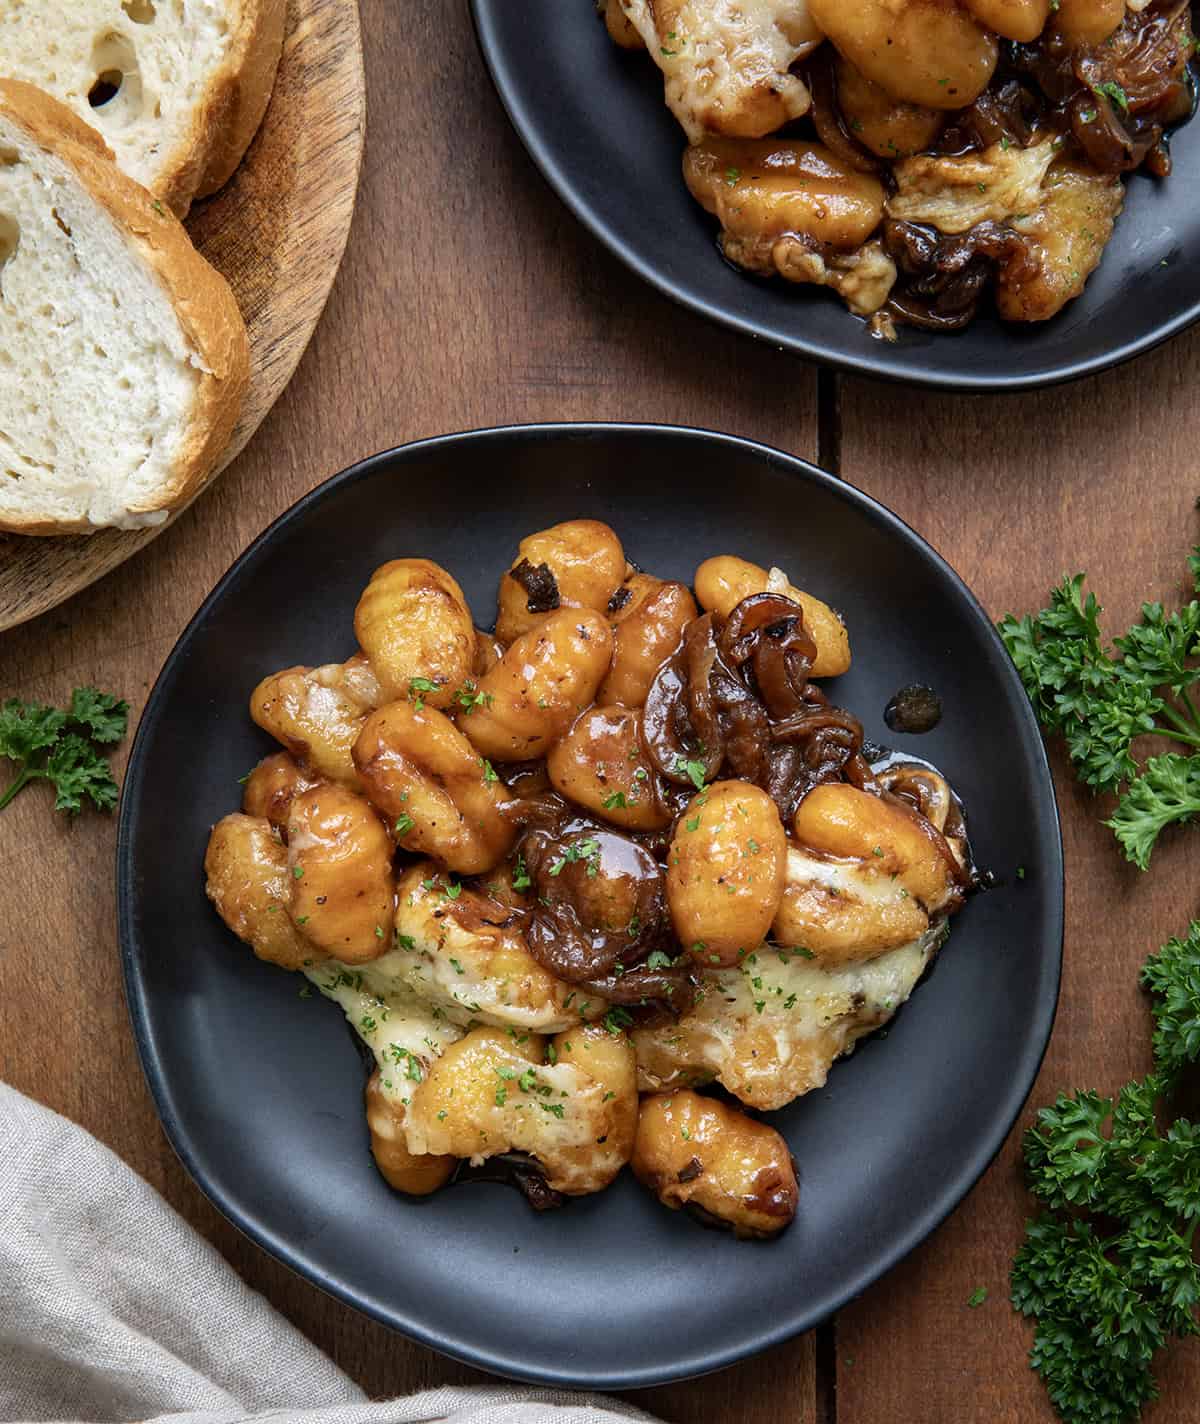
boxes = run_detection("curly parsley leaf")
[1012,925,1200,1423]
[0,699,66,765]
[1141,924,1200,1082]
[999,552,1200,866]
[1114,603,1200,697]
[67,686,128,743]
[0,687,128,816]
[1106,754,1200,871]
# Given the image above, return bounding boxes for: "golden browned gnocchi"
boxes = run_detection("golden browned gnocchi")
[602,0,1195,335]
[546,705,671,831]
[206,521,974,1237]
[632,1091,798,1238]
[693,555,850,678]
[667,781,788,967]
[809,0,998,109]
[287,784,395,963]
[205,813,316,970]
[495,519,626,646]
[404,1025,635,1195]
[774,781,965,965]
[365,1070,456,1196]
[240,751,319,831]
[684,138,887,255]
[250,664,369,787]
[354,558,476,707]
[462,608,614,762]
[832,55,944,161]
[353,701,515,875]
[599,576,698,709]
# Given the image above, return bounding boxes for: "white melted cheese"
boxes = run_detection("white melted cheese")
[622,0,820,142]
[786,844,907,907]
[304,962,462,1109]
[635,922,948,1111]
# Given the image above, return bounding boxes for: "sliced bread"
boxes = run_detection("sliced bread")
[0,79,249,535]
[0,0,286,215]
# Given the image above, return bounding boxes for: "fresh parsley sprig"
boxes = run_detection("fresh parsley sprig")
[0,687,128,815]
[999,551,1200,868]
[1011,923,1200,1423]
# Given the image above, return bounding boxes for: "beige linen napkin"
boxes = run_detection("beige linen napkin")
[0,1085,657,1424]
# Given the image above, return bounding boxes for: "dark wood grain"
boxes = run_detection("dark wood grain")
[0,0,816,1416]
[1,0,1196,1419]
[834,344,1200,1424]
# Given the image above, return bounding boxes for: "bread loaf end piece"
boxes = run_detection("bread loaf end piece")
[0,80,249,535]
[0,0,286,216]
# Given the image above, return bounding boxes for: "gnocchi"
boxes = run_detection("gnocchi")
[354,558,476,707]
[461,608,614,762]
[353,700,515,874]
[601,0,1196,335]
[632,1090,798,1237]
[287,784,395,963]
[205,522,974,1239]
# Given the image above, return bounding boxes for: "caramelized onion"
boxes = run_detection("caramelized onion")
[808,48,880,175]
[509,558,560,613]
[883,219,1036,332]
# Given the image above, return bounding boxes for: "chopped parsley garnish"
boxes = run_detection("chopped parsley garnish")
[394,813,414,836]
[407,676,441,709]
[549,837,602,878]
[455,679,494,715]
[1094,80,1129,112]
[388,1045,423,1082]
[602,1007,633,1035]
[674,756,708,791]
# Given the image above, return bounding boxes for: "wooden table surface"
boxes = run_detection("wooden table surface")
[2,4,1198,1420]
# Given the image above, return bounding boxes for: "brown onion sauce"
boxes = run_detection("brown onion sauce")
[799,0,1197,330]
[453,594,977,1034]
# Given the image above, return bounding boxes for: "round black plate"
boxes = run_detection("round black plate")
[469,1,1199,392]
[118,425,1063,1388]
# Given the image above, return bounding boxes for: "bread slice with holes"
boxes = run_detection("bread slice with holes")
[0,0,286,216]
[0,79,249,535]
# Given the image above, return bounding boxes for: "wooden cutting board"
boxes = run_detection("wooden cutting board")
[0,0,365,632]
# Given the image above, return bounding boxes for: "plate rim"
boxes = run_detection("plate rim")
[117,422,1065,1388]
[467,0,1200,394]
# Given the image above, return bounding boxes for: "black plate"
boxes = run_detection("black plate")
[469,1,1199,392]
[118,425,1063,1388]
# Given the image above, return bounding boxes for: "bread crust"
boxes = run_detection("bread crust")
[160,0,288,214]
[0,79,250,536]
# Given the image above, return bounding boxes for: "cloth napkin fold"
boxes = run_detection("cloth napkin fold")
[0,1085,656,1424]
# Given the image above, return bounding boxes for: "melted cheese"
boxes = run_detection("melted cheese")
[634,922,949,1111]
[391,868,605,1031]
[888,138,1057,235]
[304,962,462,1109]
[622,0,821,142]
